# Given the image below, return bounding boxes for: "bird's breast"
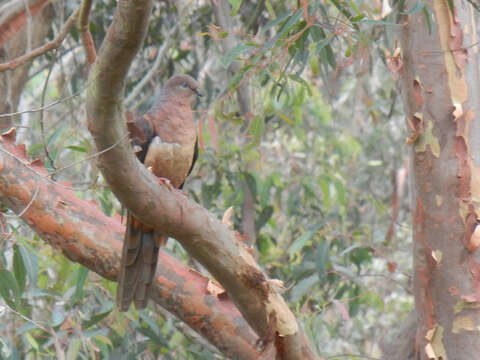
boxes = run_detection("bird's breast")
[144,136,195,188]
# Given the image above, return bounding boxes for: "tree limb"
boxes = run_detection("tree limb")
[77,0,95,63]
[85,0,318,358]
[0,130,260,360]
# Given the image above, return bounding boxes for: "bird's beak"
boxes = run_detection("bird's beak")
[194,88,203,97]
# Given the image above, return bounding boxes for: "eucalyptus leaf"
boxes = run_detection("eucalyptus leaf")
[17,242,38,288]
[315,241,330,283]
[13,245,26,294]
[73,266,89,301]
[290,274,318,303]
[288,226,321,255]
[220,43,253,69]
[0,269,21,309]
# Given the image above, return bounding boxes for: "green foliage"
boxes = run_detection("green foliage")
[0,269,21,310]
[0,0,414,358]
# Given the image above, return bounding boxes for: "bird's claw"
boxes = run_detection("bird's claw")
[157,177,174,189]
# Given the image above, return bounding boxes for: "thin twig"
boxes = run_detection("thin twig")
[17,186,39,217]
[0,85,84,118]
[0,132,129,191]
[7,305,50,333]
[0,7,80,72]
[39,60,57,171]
[46,132,130,178]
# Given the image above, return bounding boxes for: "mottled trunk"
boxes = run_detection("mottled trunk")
[400,1,480,358]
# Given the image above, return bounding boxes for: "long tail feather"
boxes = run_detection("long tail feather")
[117,212,164,311]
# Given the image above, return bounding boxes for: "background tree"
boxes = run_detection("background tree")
[1,0,476,359]
[396,1,480,359]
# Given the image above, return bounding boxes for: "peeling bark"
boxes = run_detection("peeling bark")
[399,1,480,358]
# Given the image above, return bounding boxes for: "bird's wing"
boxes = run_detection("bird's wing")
[179,137,198,189]
[126,111,155,162]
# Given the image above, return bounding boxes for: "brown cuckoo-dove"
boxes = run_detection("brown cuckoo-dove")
[117,74,201,311]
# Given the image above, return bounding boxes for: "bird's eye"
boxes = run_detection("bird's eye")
[181,83,189,88]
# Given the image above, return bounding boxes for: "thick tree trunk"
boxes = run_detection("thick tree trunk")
[400,1,480,358]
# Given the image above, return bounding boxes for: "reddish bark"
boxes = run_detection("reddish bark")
[0,129,260,359]
[0,0,50,48]
[400,1,480,358]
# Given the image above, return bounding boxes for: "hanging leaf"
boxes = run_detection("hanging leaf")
[255,206,274,232]
[242,171,258,199]
[0,269,21,309]
[13,245,27,294]
[73,266,89,301]
[262,12,291,32]
[228,0,243,16]
[82,309,112,329]
[245,115,265,150]
[18,243,38,288]
[220,43,253,69]
[315,240,330,283]
[66,145,87,153]
[288,227,320,255]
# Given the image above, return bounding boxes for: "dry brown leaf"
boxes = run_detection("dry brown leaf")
[222,206,234,228]
[206,279,226,296]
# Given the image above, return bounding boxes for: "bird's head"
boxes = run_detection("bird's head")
[165,75,202,104]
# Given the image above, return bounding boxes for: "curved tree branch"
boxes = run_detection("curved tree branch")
[77,0,96,64]
[85,0,317,358]
[0,130,259,360]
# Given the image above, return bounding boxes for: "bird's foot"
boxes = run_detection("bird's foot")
[157,176,174,190]
[146,167,175,190]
